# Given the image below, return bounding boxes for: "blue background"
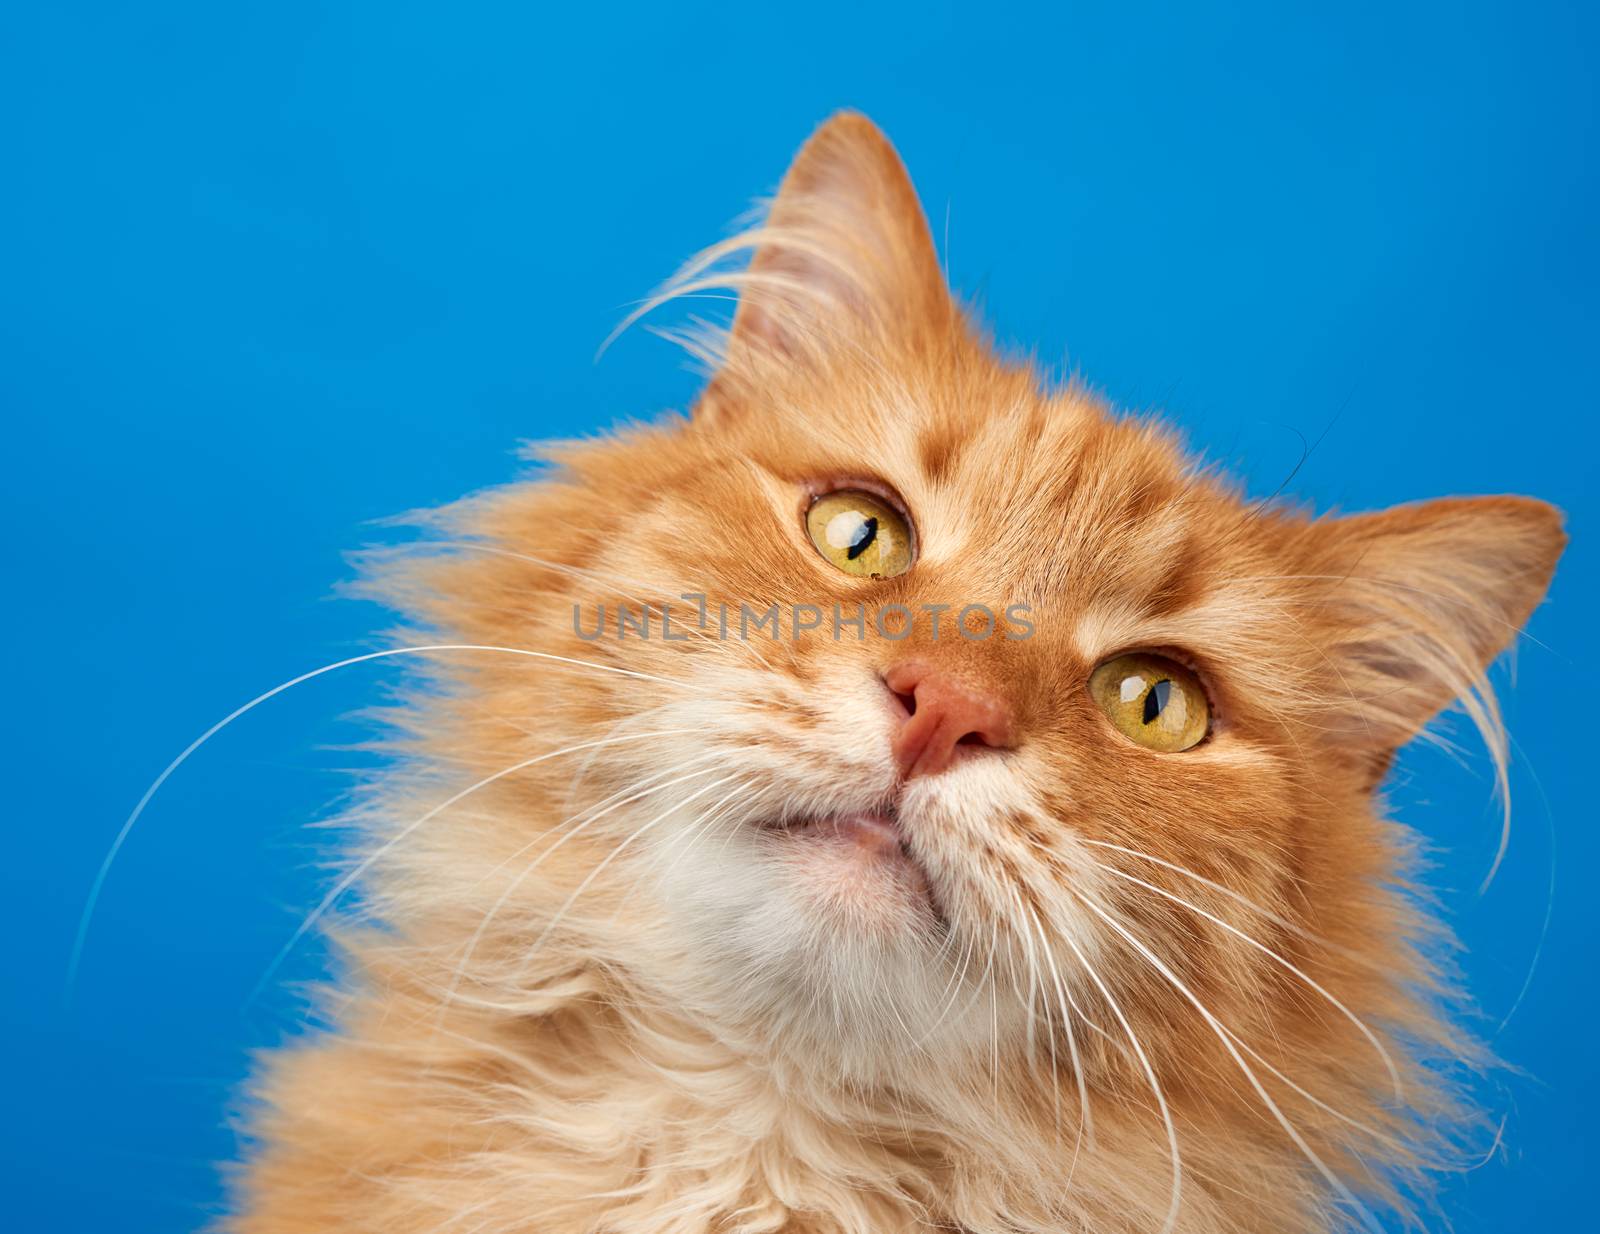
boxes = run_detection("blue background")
[4,3,1595,1230]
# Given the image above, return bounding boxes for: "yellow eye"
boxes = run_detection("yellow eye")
[1088,652,1210,753]
[804,489,914,578]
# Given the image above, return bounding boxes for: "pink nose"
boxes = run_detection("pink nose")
[884,661,1015,779]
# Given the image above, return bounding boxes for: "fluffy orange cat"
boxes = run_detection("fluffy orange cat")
[226,114,1564,1233]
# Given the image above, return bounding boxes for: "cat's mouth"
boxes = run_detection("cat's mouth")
[760,809,946,929]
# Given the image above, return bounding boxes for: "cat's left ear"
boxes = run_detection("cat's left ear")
[721,111,954,366]
[1303,495,1564,766]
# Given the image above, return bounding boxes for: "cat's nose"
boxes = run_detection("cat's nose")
[883,660,1015,779]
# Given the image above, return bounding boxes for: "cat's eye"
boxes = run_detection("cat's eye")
[1088,652,1210,753]
[804,489,914,578]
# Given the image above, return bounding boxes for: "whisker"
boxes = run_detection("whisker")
[606,778,755,925]
[1010,895,1044,1063]
[244,727,699,1006]
[510,771,745,974]
[1076,838,1368,966]
[1086,857,1404,1102]
[646,780,751,889]
[984,924,1002,1102]
[1211,1020,1441,1164]
[915,923,979,1049]
[1069,886,1385,1234]
[1011,895,1059,1131]
[1023,901,1093,1164]
[1053,912,1182,1234]
[69,642,707,997]
[437,755,731,1009]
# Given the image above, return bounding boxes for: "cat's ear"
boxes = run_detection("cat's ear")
[724,111,953,364]
[1304,496,1563,768]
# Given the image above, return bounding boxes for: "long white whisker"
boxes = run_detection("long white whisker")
[1023,901,1093,1165]
[915,925,978,1048]
[646,780,751,891]
[1087,858,1404,1102]
[988,924,1004,1102]
[69,642,704,996]
[245,727,699,1006]
[1053,914,1181,1234]
[877,950,930,1055]
[438,755,730,1008]
[1005,893,1068,1137]
[1214,1021,1436,1162]
[1077,838,1365,965]
[511,772,744,972]
[1070,887,1383,1234]
[1011,896,1044,1063]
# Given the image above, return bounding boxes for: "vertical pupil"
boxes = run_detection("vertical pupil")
[846,515,879,560]
[1142,679,1172,725]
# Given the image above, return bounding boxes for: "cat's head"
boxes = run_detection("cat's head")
[396,113,1561,1140]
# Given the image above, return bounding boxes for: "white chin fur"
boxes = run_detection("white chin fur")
[614,663,1082,1080]
[638,759,1047,1081]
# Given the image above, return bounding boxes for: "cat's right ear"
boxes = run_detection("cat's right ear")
[718,112,954,372]
[1302,495,1564,782]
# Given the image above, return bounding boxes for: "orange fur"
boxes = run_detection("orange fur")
[225,113,1565,1234]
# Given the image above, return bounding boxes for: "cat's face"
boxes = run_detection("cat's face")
[589,375,1313,1073]
[417,115,1561,1096]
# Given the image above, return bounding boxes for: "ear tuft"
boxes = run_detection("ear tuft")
[1306,495,1565,758]
[727,111,953,361]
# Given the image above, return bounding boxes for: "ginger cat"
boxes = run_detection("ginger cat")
[228,113,1564,1234]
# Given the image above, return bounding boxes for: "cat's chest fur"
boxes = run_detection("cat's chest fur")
[232,956,1315,1234]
